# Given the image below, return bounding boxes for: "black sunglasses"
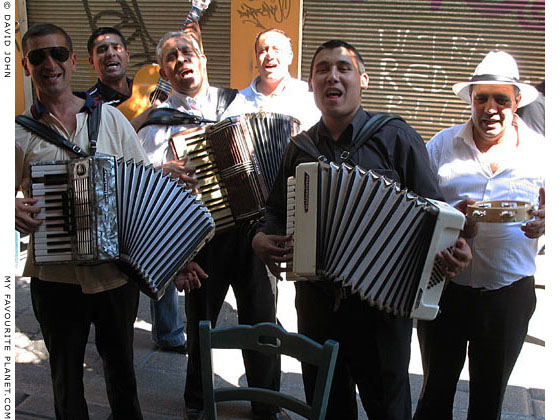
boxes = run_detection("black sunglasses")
[26,47,71,66]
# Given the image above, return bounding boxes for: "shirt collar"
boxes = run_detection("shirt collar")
[249,75,291,97]
[317,107,368,146]
[169,90,202,113]
[31,91,98,119]
[348,107,369,142]
[93,78,132,101]
[456,118,521,152]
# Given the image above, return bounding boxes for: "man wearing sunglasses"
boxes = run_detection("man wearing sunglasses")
[15,24,148,420]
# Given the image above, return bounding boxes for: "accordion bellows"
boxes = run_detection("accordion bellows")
[30,155,215,300]
[169,112,300,232]
[286,162,465,320]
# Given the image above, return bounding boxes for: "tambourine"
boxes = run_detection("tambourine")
[467,200,536,223]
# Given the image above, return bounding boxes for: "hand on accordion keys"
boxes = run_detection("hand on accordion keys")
[15,196,43,234]
[435,237,472,279]
[173,261,208,292]
[160,159,199,193]
[252,232,293,280]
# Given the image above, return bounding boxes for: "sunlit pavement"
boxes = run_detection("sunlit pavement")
[14,253,545,419]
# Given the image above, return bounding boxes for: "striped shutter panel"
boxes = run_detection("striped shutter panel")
[25,0,232,92]
[24,0,544,141]
[301,0,545,141]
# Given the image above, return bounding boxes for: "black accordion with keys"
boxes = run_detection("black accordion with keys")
[286,162,465,320]
[30,155,215,300]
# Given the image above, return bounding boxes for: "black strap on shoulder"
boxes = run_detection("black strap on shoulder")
[138,108,216,130]
[16,102,104,157]
[216,87,238,118]
[15,115,89,157]
[289,113,403,165]
[289,131,328,162]
[341,112,403,163]
[87,102,102,156]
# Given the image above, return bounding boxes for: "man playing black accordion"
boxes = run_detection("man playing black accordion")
[138,30,289,420]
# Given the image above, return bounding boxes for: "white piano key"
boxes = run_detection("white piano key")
[31,164,67,177]
[35,254,73,263]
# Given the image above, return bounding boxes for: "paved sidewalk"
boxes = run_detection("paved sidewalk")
[14,255,546,419]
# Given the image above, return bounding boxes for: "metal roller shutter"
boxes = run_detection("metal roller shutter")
[25,0,231,92]
[301,0,545,141]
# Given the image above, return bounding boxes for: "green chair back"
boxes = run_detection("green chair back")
[199,320,339,420]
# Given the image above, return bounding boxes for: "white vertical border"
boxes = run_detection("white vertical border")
[545,0,557,418]
[1,0,16,418]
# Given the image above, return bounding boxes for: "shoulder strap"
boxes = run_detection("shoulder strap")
[139,108,215,130]
[215,87,238,118]
[343,113,403,162]
[15,115,89,157]
[289,113,403,164]
[87,102,102,156]
[289,131,328,162]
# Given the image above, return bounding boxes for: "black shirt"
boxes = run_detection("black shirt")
[88,78,132,107]
[260,107,444,235]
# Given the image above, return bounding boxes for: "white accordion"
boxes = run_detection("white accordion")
[286,162,465,320]
[30,155,215,300]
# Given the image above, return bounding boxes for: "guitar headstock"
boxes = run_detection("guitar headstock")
[184,0,211,26]
[191,0,211,12]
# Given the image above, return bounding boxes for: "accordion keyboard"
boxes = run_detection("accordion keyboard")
[31,163,74,263]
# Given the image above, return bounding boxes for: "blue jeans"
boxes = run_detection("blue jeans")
[150,283,185,347]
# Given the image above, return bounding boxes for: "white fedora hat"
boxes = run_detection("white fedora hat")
[452,51,539,108]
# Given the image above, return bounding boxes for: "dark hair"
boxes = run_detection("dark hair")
[22,24,72,55]
[254,28,292,54]
[308,40,366,79]
[87,27,127,55]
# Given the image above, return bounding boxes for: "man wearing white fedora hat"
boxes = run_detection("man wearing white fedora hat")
[413,50,545,420]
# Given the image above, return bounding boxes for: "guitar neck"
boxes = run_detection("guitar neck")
[182,0,210,29]
[155,79,172,96]
[183,5,203,28]
[151,2,209,104]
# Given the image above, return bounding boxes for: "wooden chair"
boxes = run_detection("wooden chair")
[199,321,339,420]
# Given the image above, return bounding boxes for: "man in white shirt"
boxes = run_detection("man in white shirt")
[139,31,287,420]
[15,23,147,419]
[413,51,545,420]
[225,28,320,130]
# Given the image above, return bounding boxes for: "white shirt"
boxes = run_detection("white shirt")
[427,118,544,290]
[138,88,221,166]
[224,76,321,130]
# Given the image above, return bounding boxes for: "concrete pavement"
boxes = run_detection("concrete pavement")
[14,255,546,419]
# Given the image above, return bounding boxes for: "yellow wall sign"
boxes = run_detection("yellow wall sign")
[230,0,302,90]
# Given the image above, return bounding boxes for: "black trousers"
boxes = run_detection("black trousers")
[184,227,280,415]
[30,278,142,420]
[295,282,413,420]
[414,276,536,420]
